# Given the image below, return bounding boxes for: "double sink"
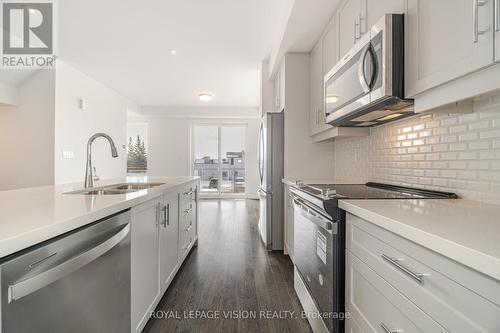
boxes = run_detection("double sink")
[66,182,165,195]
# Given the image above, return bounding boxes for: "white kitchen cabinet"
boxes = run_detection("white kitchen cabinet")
[405,0,494,97]
[337,0,363,59]
[283,184,294,261]
[363,0,404,33]
[131,180,199,333]
[309,41,324,136]
[273,63,286,112]
[131,198,161,333]
[337,0,405,59]
[178,183,198,262]
[322,19,337,76]
[496,0,500,62]
[159,191,179,294]
[346,251,446,333]
[346,213,500,333]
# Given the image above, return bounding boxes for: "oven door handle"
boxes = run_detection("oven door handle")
[293,198,336,234]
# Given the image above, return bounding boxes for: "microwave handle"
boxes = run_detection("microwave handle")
[357,44,376,93]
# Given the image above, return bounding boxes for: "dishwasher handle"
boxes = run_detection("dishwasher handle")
[8,223,130,303]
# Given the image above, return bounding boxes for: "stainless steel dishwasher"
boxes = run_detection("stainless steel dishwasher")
[0,210,131,333]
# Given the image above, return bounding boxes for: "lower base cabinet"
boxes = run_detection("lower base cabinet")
[159,190,179,293]
[131,198,162,333]
[131,181,198,333]
[345,213,500,333]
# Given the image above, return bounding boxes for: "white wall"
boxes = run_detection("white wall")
[0,81,18,106]
[54,61,141,184]
[130,107,260,198]
[0,70,55,190]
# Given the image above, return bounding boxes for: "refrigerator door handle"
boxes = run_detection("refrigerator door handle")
[257,189,271,197]
[258,123,264,184]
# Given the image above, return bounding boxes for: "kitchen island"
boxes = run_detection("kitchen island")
[0,176,199,333]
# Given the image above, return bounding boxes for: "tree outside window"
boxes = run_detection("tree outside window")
[127,123,148,174]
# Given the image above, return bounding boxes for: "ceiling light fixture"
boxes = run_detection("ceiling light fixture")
[170,49,177,55]
[199,92,214,102]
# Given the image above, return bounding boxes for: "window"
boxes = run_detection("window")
[127,122,148,174]
[192,123,247,195]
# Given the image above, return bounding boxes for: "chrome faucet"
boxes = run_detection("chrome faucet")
[84,133,119,188]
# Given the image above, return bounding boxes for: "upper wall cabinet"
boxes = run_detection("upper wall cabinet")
[337,0,363,58]
[496,0,500,63]
[273,63,285,112]
[363,0,405,32]
[337,0,404,58]
[322,19,338,74]
[406,0,495,97]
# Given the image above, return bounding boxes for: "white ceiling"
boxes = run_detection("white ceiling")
[58,0,292,107]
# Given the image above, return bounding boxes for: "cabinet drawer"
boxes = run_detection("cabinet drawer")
[347,213,500,333]
[180,185,196,210]
[346,251,446,333]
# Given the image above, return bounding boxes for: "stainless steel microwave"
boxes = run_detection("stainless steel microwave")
[324,14,413,127]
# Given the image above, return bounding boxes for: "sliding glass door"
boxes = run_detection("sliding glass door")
[192,123,247,196]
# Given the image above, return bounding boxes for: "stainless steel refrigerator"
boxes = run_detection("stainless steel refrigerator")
[257,112,284,250]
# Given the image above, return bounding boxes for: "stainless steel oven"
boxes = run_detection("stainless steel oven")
[293,195,343,333]
[324,14,413,127]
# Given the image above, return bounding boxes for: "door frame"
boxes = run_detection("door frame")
[189,120,248,199]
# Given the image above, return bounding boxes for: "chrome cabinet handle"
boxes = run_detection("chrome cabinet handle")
[473,0,488,43]
[381,254,425,284]
[160,204,169,228]
[496,0,500,31]
[359,13,365,36]
[183,189,194,196]
[184,207,193,214]
[354,19,360,42]
[380,322,402,333]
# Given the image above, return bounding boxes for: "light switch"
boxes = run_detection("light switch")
[62,151,74,159]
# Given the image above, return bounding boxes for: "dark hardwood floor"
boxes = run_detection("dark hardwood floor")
[143,199,312,333]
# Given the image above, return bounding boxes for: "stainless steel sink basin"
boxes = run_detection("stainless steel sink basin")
[111,183,165,190]
[79,189,131,195]
[65,182,165,195]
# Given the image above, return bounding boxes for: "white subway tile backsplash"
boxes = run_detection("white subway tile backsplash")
[468,141,490,150]
[334,103,500,204]
[469,121,490,130]
[459,132,478,141]
[458,152,478,160]
[450,124,467,133]
[480,129,500,139]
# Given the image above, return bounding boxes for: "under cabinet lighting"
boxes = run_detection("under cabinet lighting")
[326,95,339,104]
[377,113,403,121]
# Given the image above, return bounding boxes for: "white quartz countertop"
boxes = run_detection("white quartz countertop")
[339,198,500,281]
[0,176,199,259]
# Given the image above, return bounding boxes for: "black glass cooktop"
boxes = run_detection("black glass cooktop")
[301,182,458,200]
